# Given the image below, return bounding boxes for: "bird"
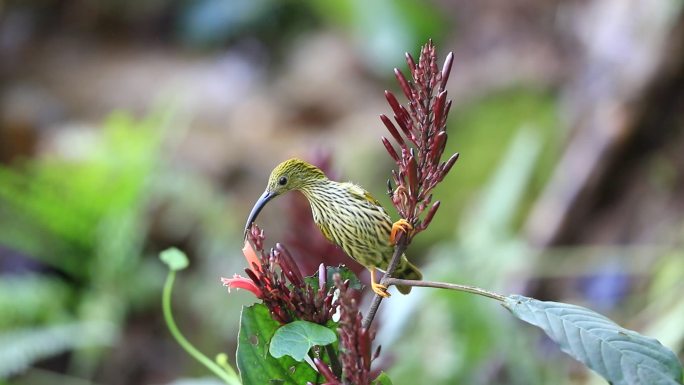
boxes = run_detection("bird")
[244,158,421,297]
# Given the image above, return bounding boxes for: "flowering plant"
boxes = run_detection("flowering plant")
[158,41,683,385]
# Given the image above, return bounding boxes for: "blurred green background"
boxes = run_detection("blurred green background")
[1,0,683,384]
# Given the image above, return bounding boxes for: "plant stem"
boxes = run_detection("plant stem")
[383,278,506,302]
[324,344,343,379]
[163,271,242,385]
[362,235,408,329]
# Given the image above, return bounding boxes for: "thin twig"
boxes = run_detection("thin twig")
[361,234,408,329]
[384,278,506,302]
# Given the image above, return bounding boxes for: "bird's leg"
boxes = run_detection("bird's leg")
[369,267,390,298]
[390,218,413,245]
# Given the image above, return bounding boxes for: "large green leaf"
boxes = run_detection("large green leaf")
[504,295,683,385]
[269,321,337,361]
[237,304,320,385]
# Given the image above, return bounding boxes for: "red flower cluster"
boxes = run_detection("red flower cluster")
[381,40,459,240]
[222,225,336,324]
[312,275,379,385]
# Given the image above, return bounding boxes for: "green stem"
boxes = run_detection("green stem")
[163,271,241,385]
[324,343,343,379]
[383,278,506,302]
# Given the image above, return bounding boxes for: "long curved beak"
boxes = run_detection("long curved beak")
[244,190,277,238]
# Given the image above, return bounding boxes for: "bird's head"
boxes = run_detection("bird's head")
[244,158,327,237]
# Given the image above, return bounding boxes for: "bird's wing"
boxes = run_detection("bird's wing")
[346,183,382,206]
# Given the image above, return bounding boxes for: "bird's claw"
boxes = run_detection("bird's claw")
[390,219,413,245]
[371,281,391,298]
[369,267,391,298]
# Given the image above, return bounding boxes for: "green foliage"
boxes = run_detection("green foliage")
[373,372,394,385]
[165,378,229,385]
[161,248,190,271]
[0,275,71,329]
[304,265,362,291]
[0,110,174,379]
[504,295,684,385]
[304,0,446,72]
[387,127,560,385]
[417,88,558,249]
[237,304,320,385]
[0,322,115,378]
[160,249,241,385]
[269,320,337,361]
[165,378,228,385]
[0,110,164,276]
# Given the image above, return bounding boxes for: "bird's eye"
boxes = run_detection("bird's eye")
[278,176,288,186]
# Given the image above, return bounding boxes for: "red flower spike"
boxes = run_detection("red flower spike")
[441,153,460,178]
[444,99,453,119]
[224,225,338,325]
[274,243,304,286]
[406,52,417,74]
[421,201,441,230]
[394,68,413,101]
[393,112,411,139]
[380,114,405,146]
[440,52,454,93]
[398,104,414,132]
[384,91,403,119]
[381,137,400,162]
[407,155,419,195]
[433,90,448,130]
[379,41,458,241]
[334,275,377,385]
[430,131,447,164]
[313,358,340,384]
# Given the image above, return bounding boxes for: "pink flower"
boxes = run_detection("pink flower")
[221,274,263,298]
[242,240,262,273]
[226,224,337,324]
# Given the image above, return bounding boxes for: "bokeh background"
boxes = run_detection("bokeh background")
[1,0,683,384]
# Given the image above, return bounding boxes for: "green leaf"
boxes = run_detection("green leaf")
[504,295,684,385]
[160,248,189,271]
[269,321,337,361]
[304,265,362,291]
[237,304,320,385]
[373,372,394,385]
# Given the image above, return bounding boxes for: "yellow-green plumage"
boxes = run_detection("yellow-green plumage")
[245,158,421,294]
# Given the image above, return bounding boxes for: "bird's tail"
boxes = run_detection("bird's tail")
[394,255,422,295]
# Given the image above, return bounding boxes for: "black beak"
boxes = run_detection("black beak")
[244,190,277,238]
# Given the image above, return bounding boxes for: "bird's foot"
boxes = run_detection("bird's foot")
[372,281,391,298]
[370,267,391,298]
[390,219,413,245]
